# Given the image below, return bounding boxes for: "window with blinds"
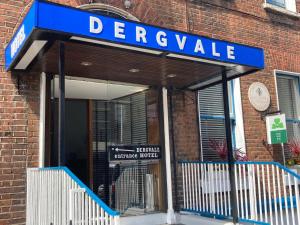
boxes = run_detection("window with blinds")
[198,83,235,161]
[92,91,148,204]
[276,75,300,159]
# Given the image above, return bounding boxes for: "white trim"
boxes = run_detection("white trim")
[263,2,300,17]
[274,70,286,164]
[162,87,176,224]
[274,69,300,77]
[197,94,204,161]
[166,53,236,67]
[78,3,140,21]
[188,76,222,90]
[273,70,281,111]
[14,40,47,70]
[39,72,46,168]
[274,69,300,160]
[233,78,246,153]
[274,69,300,119]
[286,0,297,12]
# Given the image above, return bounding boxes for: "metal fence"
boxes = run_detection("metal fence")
[180,161,300,225]
[26,167,120,225]
[115,165,149,213]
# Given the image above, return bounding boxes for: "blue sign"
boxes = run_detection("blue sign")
[5,1,264,71]
[4,2,37,71]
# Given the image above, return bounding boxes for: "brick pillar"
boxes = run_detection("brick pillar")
[0,71,40,225]
[170,90,200,211]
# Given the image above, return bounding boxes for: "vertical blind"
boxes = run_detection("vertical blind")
[198,83,235,161]
[92,91,148,208]
[276,75,300,159]
[131,93,148,144]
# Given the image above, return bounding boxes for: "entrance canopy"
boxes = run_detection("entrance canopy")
[5,0,264,89]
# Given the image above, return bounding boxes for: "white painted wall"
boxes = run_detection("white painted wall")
[54,76,148,100]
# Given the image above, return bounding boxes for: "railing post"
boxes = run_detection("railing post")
[69,189,74,225]
[248,164,256,220]
[222,70,238,224]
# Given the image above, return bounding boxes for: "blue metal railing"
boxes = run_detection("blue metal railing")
[179,161,300,225]
[40,166,120,216]
[26,167,120,225]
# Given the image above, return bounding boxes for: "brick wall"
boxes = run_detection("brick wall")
[1,0,300,223]
[297,0,300,12]
[170,91,200,210]
[0,0,41,223]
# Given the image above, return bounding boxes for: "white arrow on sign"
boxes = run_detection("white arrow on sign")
[114,148,135,152]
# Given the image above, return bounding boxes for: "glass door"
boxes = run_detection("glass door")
[92,89,164,215]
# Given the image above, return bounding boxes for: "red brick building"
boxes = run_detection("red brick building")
[0,0,300,225]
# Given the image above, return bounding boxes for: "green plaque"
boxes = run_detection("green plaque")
[270,130,287,144]
[266,114,288,145]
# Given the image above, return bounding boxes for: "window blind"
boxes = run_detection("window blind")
[198,84,226,161]
[131,92,147,144]
[276,75,300,160]
[198,83,236,161]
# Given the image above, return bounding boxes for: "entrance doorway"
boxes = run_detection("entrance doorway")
[47,77,164,215]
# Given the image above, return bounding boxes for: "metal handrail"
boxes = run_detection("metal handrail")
[26,167,120,225]
[178,161,300,180]
[179,161,300,225]
[40,167,120,216]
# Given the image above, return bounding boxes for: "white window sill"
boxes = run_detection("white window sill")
[263,3,300,19]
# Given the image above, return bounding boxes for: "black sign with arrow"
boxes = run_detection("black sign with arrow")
[109,145,161,161]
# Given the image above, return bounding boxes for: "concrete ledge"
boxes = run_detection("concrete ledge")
[120,213,167,225]
[120,212,234,225]
[179,213,231,225]
[263,3,300,19]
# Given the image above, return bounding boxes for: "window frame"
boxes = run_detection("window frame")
[275,70,300,138]
[265,0,297,12]
[267,0,286,8]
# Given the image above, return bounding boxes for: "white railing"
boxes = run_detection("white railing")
[180,161,300,225]
[26,167,120,225]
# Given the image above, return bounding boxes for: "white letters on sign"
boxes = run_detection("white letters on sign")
[11,25,26,58]
[175,34,187,50]
[89,16,103,34]
[136,26,147,43]
[194,39,205,54]
[88,16,238,62]
[114,22,126,39]
[156,31,167,47]
[227,46,235,60]
[212,42,221,57]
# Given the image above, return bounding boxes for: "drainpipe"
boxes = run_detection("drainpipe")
[222,70,238,224]
[162,87,176,224]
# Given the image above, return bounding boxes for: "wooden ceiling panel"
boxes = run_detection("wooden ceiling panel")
[31,41,223,88]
